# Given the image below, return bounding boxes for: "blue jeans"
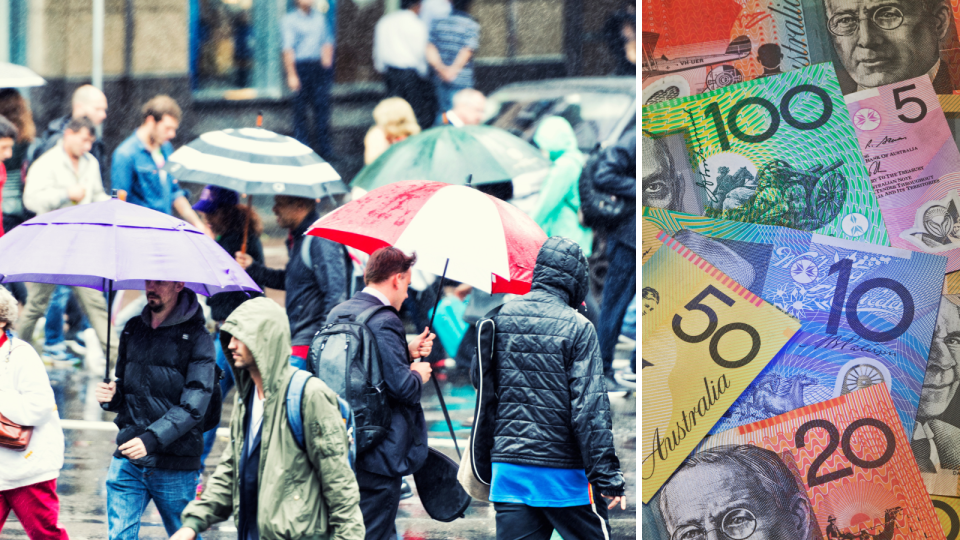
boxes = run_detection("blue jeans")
[293,61,334,157]
[200,331,236,469]
[44,286,90,347]
[106,457,199,540]
[597,241,636,377]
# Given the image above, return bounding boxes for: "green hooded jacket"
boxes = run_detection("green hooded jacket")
[532,116,593,256]
[180,297,364,540]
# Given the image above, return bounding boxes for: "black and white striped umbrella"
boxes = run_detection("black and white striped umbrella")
[163,127,347,199]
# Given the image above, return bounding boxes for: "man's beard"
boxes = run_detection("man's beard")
[147,296,164,313]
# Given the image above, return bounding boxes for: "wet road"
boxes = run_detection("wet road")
[2,358,636,539]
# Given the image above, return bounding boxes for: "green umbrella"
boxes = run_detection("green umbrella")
[351,125,550,191]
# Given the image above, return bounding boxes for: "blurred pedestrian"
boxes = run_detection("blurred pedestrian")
[0,286,68,540]
[0,89,37,234]
[426,0,480,113]
[478,237,626,540]
[419,0,451,35]
[283,0,336,158]
[21,87,107,364]
[594,127,636,388]
[235,195,347,367]
[192,185,265,470]
[603,1,637,76]
[171,297,365,540]
[364,97,421,165]
[32,85,108,165]
[0,116,16,238]
[95,280,216,540]
[110,96,208,330]
[439,87,485,126]
[110,95,206,229]
[18,117,119,366]
[326,247,434,540]
[0,114,25,306]
[532,116,592,256]
[374,0,437,130]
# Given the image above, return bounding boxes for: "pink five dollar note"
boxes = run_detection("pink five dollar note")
[845,74,960,272]
[645,384,944,540]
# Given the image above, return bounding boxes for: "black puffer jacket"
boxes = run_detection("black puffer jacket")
[491,237,624,496]
[103,289,216,470]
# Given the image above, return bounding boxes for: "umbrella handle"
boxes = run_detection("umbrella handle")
[240,195,253,255]
[104,279,113,383]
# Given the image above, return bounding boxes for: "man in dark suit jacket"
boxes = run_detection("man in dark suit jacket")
[325,247,435,540]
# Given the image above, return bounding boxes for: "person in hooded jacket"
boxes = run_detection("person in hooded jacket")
[95,280,216,540]
[486,236,625,540]
[171,297,364,540]
[0,286,69,540]
[532,116,592,257]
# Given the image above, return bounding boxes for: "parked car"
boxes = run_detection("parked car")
[482,76,636,214]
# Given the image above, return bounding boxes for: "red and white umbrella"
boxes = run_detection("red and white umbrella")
[306,180,546,294]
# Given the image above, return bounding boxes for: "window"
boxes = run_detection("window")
[190,0,285,98]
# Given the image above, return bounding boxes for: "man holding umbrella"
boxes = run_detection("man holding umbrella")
[235,195,347,366]
[95,280,216,540]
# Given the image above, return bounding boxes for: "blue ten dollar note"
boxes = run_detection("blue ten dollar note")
[643,207,947,438]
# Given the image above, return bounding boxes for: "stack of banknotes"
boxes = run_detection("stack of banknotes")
[641,48,960,538]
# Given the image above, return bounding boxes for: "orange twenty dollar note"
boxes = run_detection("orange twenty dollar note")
[646,384,944,539]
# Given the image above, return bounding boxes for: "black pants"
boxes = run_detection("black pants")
[384,67,437,129]
[494,496,611,540]
[356,468,401,540]
[293,61,334,157]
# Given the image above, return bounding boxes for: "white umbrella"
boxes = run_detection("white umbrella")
[0,63,45,88]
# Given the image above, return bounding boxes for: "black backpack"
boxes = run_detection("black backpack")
[306,305,392,453]
[578,145,635,230]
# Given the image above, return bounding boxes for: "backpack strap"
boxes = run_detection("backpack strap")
[300,235,314,271]
[356,303,390,325]
[286,368,312,450]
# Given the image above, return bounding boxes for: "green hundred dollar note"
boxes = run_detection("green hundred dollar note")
[642,63,889,245]
[642,227,800,503]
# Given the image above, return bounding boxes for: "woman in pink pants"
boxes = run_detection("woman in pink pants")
[0,286,68,539]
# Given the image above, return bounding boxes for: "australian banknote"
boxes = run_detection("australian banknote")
[845,75,960,274]
[645,384,946,540]
[933,496,960,540]
[640,0,834,106]
[643,207,947,440]
[642,64,889,246]
[913,273,960,495]
[803,0,960,116]
[641,227,800,503]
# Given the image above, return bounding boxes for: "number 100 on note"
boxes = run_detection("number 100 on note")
[642,63,888,246]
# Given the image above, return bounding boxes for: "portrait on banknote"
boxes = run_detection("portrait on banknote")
[672,229,774,293]
[913,295,960,473]
[642,132,704,215]
[821,0,958,94]
[654,444,818,540]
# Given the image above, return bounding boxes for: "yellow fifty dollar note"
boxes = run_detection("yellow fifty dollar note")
[933,496,960,540]
[642,229,801,503]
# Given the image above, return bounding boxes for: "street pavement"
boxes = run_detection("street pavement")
[2,355,637,539]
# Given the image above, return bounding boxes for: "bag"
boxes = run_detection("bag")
[578,147,635,230]
[286,369,357,471]
[306,305,392,453]
[0,411,32,451]
[468,308,501,487]
[190,326,223,432]
[413,447,472,522]
[457,439,490,502]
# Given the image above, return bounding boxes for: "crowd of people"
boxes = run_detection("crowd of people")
[0,1,636,538]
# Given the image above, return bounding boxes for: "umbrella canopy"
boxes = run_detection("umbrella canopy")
[0,62,45,88]
[163,127,347,199]
[351,125,550,192]
[306,180,547,294]
[0,199,261,295]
